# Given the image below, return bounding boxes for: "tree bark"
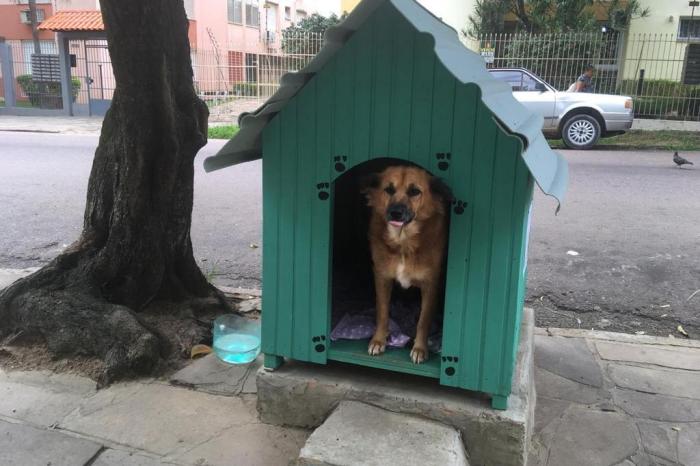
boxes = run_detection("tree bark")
[28,0,41,55]
[0,0,222,383]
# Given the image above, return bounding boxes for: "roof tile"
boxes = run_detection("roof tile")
[38,10,104,32]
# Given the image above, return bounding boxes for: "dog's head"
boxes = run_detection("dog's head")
[362,166,453,228]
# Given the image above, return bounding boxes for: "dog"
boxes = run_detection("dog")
[362,165,452,364]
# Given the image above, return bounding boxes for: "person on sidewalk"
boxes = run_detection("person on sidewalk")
[567,65,595,93]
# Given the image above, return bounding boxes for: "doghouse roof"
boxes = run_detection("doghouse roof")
[203,0,568,204]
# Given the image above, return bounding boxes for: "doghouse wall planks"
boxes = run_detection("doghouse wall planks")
[260,1,533,402]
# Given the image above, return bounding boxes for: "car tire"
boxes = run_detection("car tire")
[561,114,601,150]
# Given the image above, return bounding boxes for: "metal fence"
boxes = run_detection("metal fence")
[474,32,700,121]
[4,31,700,122]
[1,32,323,119]
[194,32,324,122]
[3,39,63,109]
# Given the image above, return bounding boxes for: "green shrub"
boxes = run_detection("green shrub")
[617,79,700,119]
[208,125,239,139]
[16,74,82,108]
[233,82,258,97]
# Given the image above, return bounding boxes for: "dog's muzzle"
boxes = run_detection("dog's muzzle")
[386,203,414,227]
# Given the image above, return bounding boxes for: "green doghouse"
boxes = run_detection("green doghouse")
[205,0,567,410]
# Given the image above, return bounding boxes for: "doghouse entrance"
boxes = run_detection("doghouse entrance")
[326,158,447,378]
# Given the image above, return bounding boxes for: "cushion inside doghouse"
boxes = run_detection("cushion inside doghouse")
[330,288,443,353]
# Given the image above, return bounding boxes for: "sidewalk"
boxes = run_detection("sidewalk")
[0,115,104,134]
[1,268,699,465]
[0,115,234,136]
[1,325,698,465]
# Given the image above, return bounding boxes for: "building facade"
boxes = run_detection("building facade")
[342,0,475,35]
[621,0,700,82]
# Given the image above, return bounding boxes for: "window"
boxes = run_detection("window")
[20,9,45,24]
[683,44,700,84]
[245,0,260,27]
[284,6,291,21]
[228,0,243,24]
[265,4,277,39]
[245,53,258,82]
[489,70,541,92]
[679,18,700,40]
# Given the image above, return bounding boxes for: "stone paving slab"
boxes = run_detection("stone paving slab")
[92,448,172,466]
[596,340,700,371]
[0,419,102,466]
[613,388,700,423]
[535,335,602,387]
[540,406,638,466]
[677,423,700,466]
[60,382,251,457]
[172,422,308,466]
[298,401,469,466]
[536,327,700,349]
[0,369,96,427]
[608,363,700,399]
[535,366,611,405]
[169,353,260,396]
[636,421,681,464]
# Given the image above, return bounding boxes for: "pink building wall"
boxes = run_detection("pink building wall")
[193,0,229,51]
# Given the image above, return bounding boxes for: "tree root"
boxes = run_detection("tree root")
[0,262,229,385]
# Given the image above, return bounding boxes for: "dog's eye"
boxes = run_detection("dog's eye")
[407,186,421,197]
[384,185,396,195]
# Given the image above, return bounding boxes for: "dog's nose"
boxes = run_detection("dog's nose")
[387,203,412,224]
[389,210,403,221]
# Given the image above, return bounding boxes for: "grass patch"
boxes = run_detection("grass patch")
[208,125,239,140]
[550,130,700,151]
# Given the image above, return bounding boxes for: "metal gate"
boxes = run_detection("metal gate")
[69,39,113,116]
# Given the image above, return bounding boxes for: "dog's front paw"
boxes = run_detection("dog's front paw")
[410,345,428,364]
[368,338,386,356]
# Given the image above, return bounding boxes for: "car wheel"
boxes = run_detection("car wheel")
[561,114,601,150]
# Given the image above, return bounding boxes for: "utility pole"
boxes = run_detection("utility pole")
[28,0,42,55]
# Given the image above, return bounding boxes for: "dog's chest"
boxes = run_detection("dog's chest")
[395,259,412,289]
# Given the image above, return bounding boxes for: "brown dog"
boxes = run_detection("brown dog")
[363,165,452,364]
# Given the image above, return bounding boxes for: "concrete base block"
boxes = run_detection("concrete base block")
[257,308,535,466]
[298,400,469,466]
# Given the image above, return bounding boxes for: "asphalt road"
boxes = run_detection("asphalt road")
[1,132,699,337]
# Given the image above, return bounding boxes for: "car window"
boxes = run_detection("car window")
[490,70,542,92]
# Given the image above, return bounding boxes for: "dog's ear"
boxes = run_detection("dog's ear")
[360,173,380,195]
[430,177,454,202]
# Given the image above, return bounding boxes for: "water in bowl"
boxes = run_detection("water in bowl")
[213,333,261,364]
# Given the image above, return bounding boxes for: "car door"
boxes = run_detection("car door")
[490,70,557,130]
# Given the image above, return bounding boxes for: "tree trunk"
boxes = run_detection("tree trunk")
[28,0,41,55]
[0,0,222,383]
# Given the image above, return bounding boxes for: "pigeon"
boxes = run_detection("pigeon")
[673,152,693,168]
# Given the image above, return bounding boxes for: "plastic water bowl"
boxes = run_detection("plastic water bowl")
[213,314,261,364]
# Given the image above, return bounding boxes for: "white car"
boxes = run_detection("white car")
[489,68,634,149]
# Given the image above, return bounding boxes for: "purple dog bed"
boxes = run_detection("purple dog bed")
[330,301,442,353]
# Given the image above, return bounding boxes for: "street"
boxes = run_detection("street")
[1,132,699,337]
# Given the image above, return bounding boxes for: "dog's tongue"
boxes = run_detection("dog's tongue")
[388,220,404,228]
